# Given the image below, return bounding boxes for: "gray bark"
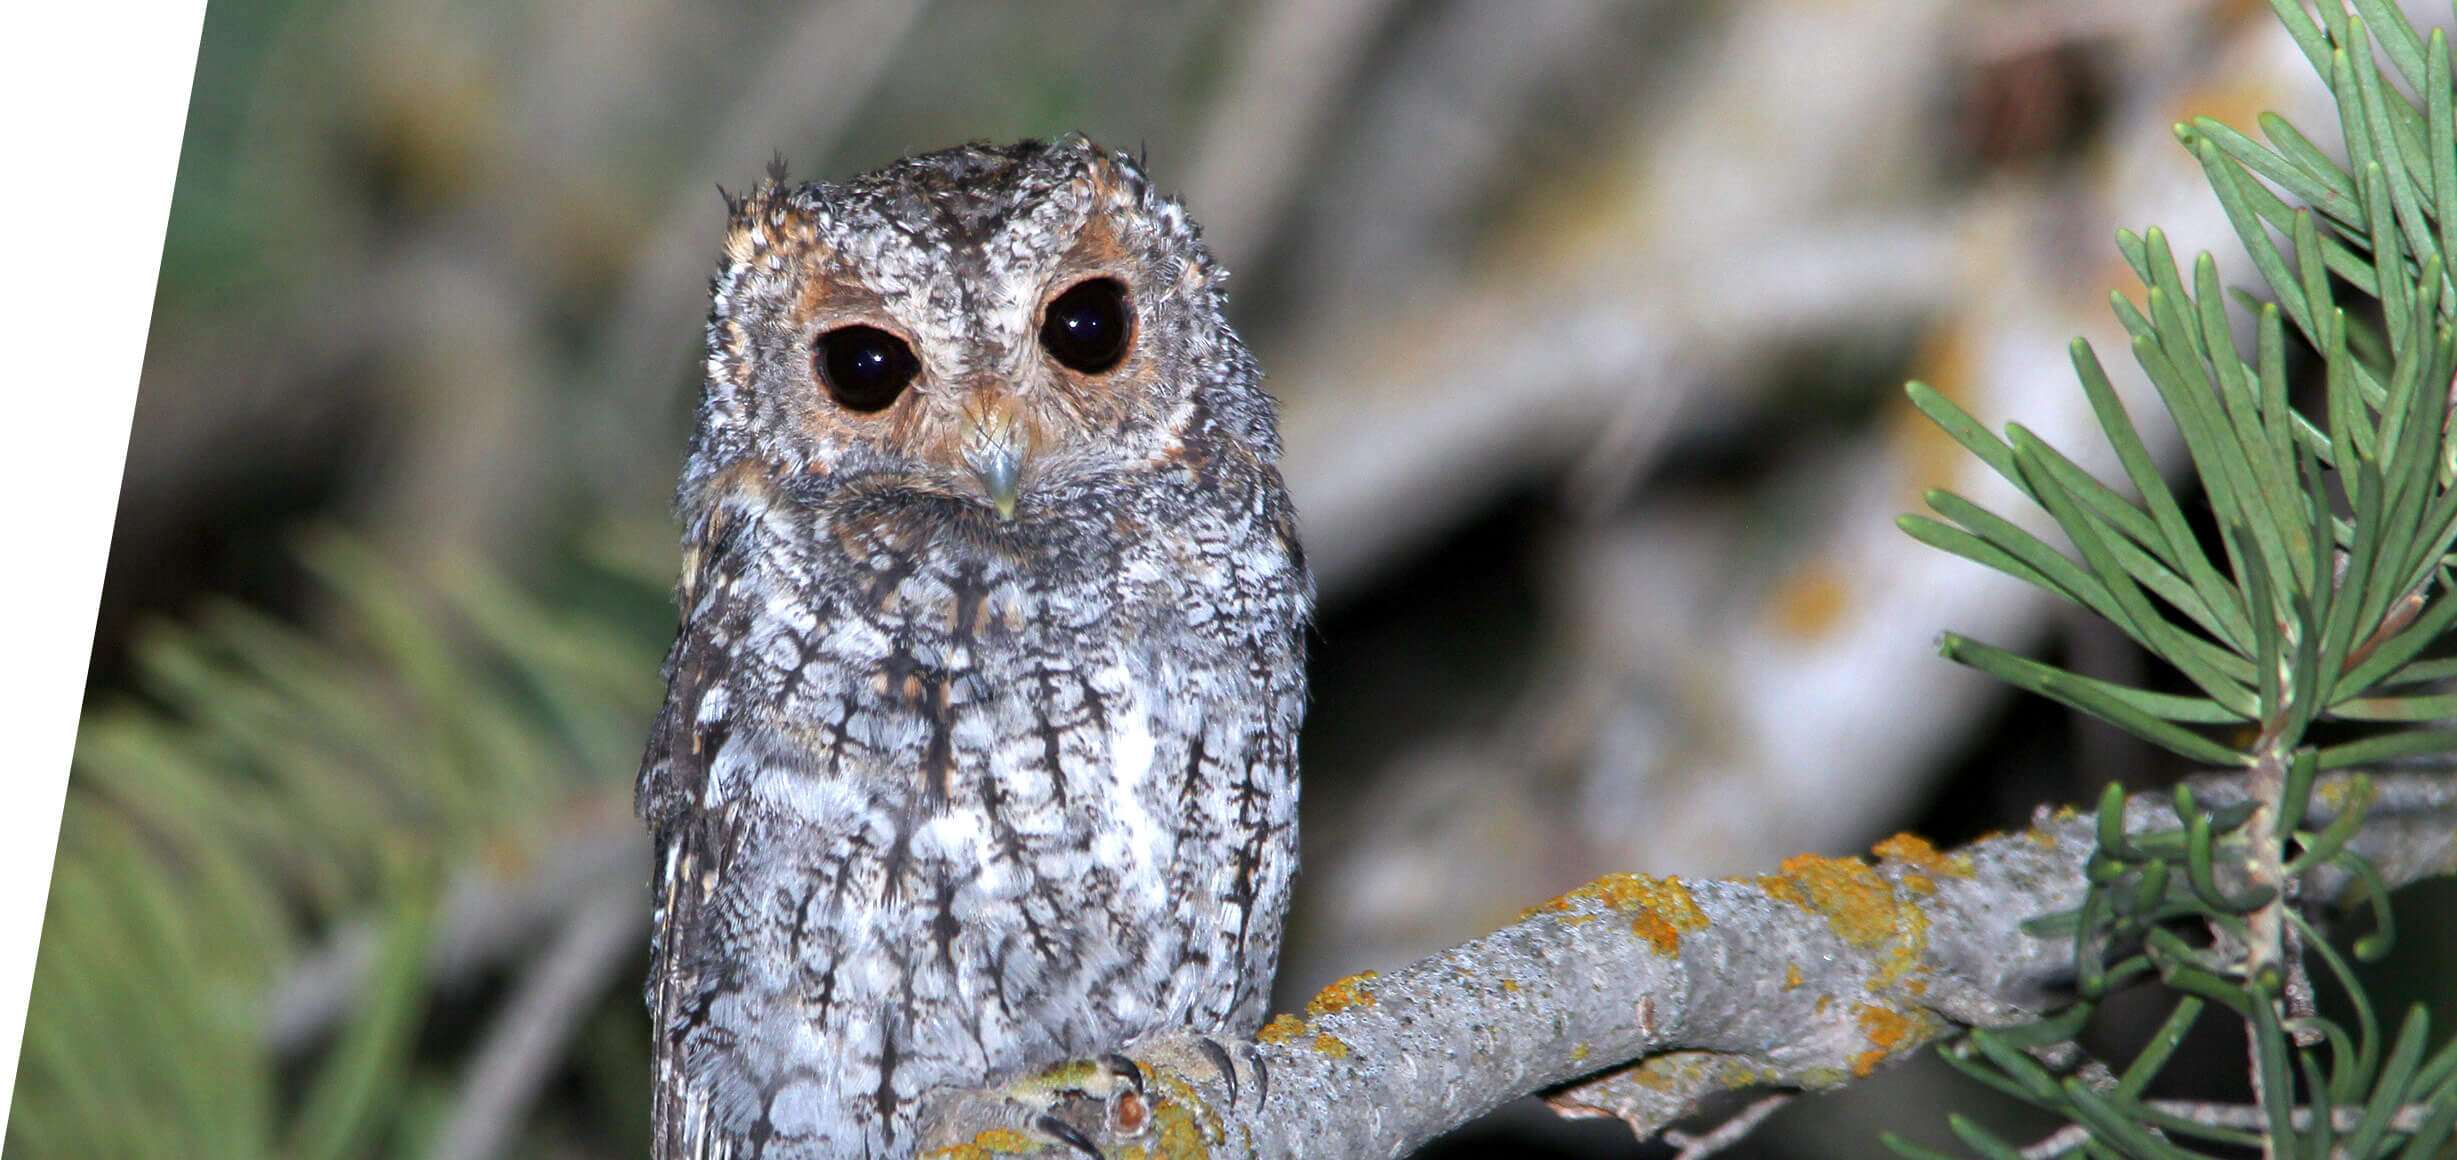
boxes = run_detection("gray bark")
[913,771,2457,1159]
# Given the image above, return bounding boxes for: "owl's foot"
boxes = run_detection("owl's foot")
[914,1033,1263,1159]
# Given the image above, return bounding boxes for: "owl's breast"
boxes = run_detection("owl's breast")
[752,500,1250,820]
[707,481,1298,1001]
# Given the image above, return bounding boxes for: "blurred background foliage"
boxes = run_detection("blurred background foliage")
[22,0,2457,1156]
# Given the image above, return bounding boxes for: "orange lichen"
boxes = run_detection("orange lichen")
[1583,1052,1766,1103]
[1312,1033,1351,1058]
[1851,1004,1916,1077]
[1527,872,1709,955]
[1871,833,1973,878]
[1902,874,1935,896]
[1256,1014,1308,1044]
[1718,1059,1776,1088]
[1870,832,1937,864]
[1784,964,1804,990]
[925,1126,1040,1158]
[1147,1070,1216,1158]
[1306,971,1380,1018]
[1625,1058,1685,1091]
[1761,854,1901,949]
[1629,912,1685,955]
[1037,1060,1098,1087]
[1501,979,1520,993]
[1856,1003,1911,1048]
[1758,874,1807,908]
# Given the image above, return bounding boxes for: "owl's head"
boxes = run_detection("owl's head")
[682,136,1274,527]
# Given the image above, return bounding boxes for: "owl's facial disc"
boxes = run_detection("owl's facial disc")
[710,140,1218,525]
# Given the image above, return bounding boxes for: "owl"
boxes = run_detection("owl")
[635,137,1311,1160]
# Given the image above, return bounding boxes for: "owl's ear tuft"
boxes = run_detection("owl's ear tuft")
[1075,142,1154,214]
[725,161,798,225]
[721,173,810,265]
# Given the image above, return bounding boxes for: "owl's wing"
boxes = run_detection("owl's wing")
[638,503,760,1160]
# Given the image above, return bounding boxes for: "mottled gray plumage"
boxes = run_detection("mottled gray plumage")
[637,137,1310,1159]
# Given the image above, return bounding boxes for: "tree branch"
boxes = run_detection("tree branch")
[266,821,645,1054]
[914,771,2457,1159]
[427,879,641,1160]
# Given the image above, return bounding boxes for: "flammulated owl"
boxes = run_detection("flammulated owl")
[636,137,1311,1159]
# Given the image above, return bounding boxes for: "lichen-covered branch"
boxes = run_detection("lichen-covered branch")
[914,772,2457,1159]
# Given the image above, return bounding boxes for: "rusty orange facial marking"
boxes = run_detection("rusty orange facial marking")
[1026,204,1154,431]
[791,260,888,326]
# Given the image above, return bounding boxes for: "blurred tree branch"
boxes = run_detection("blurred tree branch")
[1184,0,1401,272]
[267,822,644,1055]
[1285,0,2326,996]
[428,877,640,1160]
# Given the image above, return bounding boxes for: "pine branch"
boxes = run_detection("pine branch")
[912,771,2457,1159]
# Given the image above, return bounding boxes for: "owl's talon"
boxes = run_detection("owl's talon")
[1035,1113,1105,1159]
[1097,1053,1145,1098]
[1193,1036,1237,1106]
[1248,1045,1270,1110]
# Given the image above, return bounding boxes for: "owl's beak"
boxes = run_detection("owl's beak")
[969,443,1022,520]
[961,396,1027,519]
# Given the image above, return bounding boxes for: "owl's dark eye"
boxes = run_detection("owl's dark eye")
[1039,278,1133,374]
[815,325,920,412]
